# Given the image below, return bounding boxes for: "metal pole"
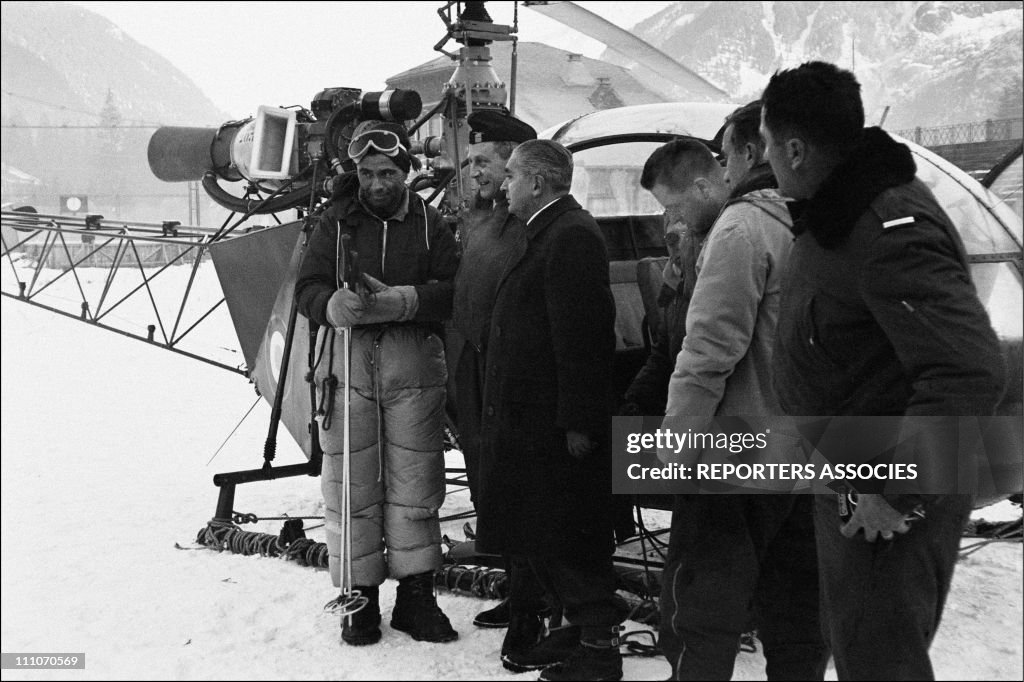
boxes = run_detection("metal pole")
[336,234,366,620]
[262,291,301,468]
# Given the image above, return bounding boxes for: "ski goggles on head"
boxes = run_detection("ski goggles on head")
[347,129,406,163]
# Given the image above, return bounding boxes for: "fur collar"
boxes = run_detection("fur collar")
[790,127,917,250]
[727,162,778,201]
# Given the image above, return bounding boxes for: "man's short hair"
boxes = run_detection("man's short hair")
[641,138,720,191]
[492,140,517,162]
[724,100,764,152]
[514,139,573,192]
[761,61,864,154]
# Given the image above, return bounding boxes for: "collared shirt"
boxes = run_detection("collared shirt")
[527,197,563,226]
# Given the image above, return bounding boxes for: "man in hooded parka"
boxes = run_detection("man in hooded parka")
[296,122,460,647]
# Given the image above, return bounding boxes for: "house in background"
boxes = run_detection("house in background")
[1,161,42,204]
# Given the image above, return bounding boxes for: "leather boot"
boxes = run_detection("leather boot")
[341,586,382,646]
[390,571,459,643]
[473,597,511,628]
[539,627,623,681]
[501,611,545,658]
[500,556,549,657]
[501,624,581,673]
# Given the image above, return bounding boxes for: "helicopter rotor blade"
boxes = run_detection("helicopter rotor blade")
[523,1,730,102]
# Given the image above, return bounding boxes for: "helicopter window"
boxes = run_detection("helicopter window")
[898,138,1022,254]
[968,261,1023,341]
[986,155,1023,221]
[569,141,666,219]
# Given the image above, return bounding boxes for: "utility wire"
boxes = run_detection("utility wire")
[2,89,167,126]
[207,397,262,465]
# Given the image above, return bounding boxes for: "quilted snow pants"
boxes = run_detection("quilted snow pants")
[315,324,447,587]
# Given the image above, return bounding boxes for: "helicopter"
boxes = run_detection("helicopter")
[2,0,1021,584]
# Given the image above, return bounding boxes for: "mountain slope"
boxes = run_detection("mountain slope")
[1,1,228,127]
[618,1,1023,129]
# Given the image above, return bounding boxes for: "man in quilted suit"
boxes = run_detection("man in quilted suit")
[296,122,459,646]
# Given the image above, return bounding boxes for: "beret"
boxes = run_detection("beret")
[467,109,537,144]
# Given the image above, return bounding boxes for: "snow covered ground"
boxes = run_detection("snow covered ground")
[2,290,1022,681]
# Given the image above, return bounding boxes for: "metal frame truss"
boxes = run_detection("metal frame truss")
[1,210,245,374]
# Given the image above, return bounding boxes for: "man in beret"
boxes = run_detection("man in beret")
[452,110,537,502]
[450,110,573,670]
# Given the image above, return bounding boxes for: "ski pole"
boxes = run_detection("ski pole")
[337,233,367,619]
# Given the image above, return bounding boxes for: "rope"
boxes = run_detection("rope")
[285,538,330,567]
[198,519,285,557]
[433,564,509,600]
[231,512,324,525]
[194,517,330,568]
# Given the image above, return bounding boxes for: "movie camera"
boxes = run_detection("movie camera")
[146,1,516,219]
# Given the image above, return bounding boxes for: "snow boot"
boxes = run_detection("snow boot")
[341,586,382,646]
[473,597,511,628]
[538,628,623,681]
[501,624,581,673]
[390,571,459,643]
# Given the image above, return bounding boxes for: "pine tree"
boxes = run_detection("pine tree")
[97,88,125,154]
[993,76,1023,121]
[93,88,127,214]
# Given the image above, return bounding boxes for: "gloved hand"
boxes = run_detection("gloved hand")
[359,274,420,325]
[326,287,365,328]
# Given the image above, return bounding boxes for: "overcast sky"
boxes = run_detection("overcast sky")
[70,1,673,119]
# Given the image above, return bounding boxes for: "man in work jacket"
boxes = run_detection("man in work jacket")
[619,141,707,417]
[762,61,1005,680]
[654,105,827,680]
[295,122,460,647]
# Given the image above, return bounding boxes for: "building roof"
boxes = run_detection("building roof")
[386,41,667,131]
[1,161,42,186]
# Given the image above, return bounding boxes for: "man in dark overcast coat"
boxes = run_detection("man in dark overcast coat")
[475,139,626,682]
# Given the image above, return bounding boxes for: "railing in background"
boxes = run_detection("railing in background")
[894,118,1024,147]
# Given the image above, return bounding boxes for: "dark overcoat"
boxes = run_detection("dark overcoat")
[475,194,617,559]
[449,200,525,502]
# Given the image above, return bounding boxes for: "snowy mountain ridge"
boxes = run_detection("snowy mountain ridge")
[617,1,1023,130]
